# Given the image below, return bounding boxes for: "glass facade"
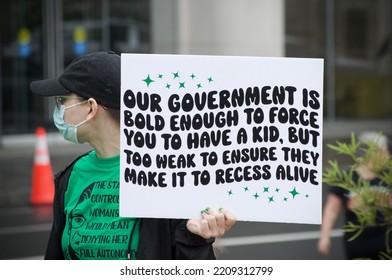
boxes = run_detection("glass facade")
[0,0,150,135]
[285,0,392,120]
[1,0,391,136]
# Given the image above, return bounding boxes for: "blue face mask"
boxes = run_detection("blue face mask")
[53,101,88,144]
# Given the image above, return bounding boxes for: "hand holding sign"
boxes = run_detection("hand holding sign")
[186,208,236,239]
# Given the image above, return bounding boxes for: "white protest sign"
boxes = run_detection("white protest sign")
[120,54,323,224]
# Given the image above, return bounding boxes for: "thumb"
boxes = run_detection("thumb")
[186,219,201,235]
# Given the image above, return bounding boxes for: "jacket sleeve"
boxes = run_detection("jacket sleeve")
[44,172,66,260]
[44,218,64,259]
[137,218,216,260]
[44,154,87,260]
[173,220,216,260]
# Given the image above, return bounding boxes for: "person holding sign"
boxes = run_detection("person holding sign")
[30,51,236,260]
[318,132,392,259]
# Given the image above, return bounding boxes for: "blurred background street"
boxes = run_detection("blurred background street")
[1,120,390,260]
[1,0,392,260]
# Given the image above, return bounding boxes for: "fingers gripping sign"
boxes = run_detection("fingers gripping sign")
[186,208,236,239]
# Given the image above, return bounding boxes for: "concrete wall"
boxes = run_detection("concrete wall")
[151,0,284,57]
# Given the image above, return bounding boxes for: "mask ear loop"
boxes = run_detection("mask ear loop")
[64,100,88,110]
[75,100,92,130]
[69,100,90,144]
[64,100,90,129]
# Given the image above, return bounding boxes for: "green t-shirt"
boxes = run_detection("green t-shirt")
[61,150,139,260]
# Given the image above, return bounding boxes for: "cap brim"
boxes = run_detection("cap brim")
[30,79,70,96]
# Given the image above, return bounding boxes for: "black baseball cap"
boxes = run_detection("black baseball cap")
[30,51,121,109]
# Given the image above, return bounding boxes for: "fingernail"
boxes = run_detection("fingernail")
[205,207,210,212]
[219,207,223,212]
[201,210,205,214]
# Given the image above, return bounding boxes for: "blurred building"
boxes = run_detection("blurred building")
[0,0,391,136]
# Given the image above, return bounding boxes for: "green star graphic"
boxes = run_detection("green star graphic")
[207,76,213,83]
[263,187,269,193]
[243,187,249,192]
[228,190,233,196]
[283,197,288,202]
[166,84,171,89]
[142,74,154,87]
[197,83,202,89]
[158,74,163,79]
[289,187,300,199]
[173,71,180,79]
[190,73,196,79]
[268,196,274,203]
[179,82,186,88]
[253,192,260,199]
[275,188,280,193]
[306,194,309,198]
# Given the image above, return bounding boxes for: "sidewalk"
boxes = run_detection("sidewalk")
[0,133,90,207]
[322,119,392,141]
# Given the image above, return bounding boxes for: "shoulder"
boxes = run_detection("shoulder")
[55,151,93,181]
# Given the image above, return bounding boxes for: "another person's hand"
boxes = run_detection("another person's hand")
[186,208,236,239]
[317,236,331,255]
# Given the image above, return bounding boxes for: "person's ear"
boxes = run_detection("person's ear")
[86,98,98,120]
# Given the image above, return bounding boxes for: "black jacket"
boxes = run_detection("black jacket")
[45,153,216,260]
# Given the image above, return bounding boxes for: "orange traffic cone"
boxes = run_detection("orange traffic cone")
[30,126,55,205]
